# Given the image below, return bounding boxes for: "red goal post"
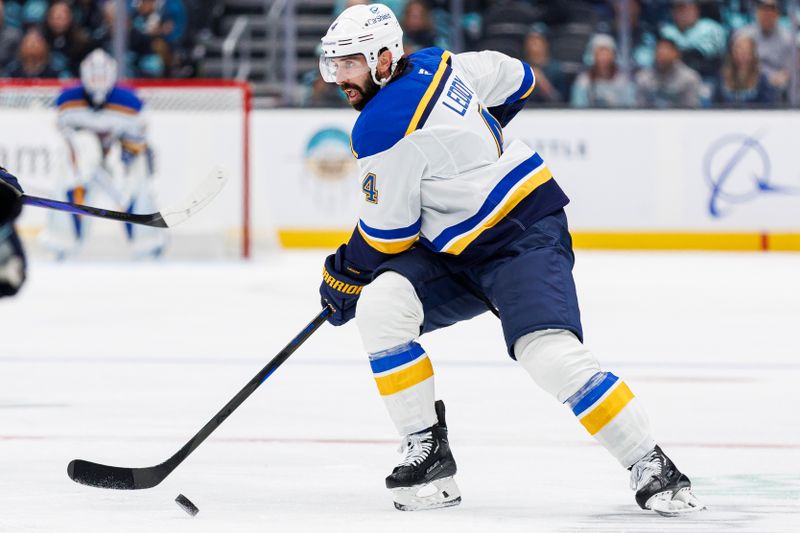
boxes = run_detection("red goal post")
[0,78,252,259]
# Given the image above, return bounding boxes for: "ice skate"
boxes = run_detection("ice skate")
[629,445,706,516]
[386,400,461,511]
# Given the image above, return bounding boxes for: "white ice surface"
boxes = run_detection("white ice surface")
[1,251,798,532]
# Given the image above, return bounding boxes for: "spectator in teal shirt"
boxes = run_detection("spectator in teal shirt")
[660,0,727,80]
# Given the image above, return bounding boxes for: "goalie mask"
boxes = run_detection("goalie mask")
[80,49,118,106]
[319,3,404,85]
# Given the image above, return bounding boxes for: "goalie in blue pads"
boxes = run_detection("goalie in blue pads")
[42,49,166,259]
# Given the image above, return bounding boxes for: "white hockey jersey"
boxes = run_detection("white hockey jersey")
[55,85,146,156]
[346,47,569,271]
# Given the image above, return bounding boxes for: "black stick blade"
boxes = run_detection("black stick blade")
[68,459,166,490]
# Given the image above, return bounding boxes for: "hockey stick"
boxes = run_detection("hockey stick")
[21,167,227,228]
[68,305,332,490]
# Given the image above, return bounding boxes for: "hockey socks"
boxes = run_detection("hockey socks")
[514,330,655,468]
[565,371,655,468]
[369,341,437,435]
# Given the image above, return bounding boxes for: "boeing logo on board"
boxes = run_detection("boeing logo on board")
[704,132,799,218]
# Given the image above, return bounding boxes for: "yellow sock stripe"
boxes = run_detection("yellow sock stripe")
[374,356,433,396]
[121,140,146,154]
[578,382,634,435]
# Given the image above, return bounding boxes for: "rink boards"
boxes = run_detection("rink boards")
[255,109,800,252]
[2,107,799,257]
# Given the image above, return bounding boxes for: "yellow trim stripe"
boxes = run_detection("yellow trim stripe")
[58,100,88,111]
[275,229,800,252]
[357,225,417,254]
[444,166,553,255]
[478,105,502,157]
[278,229,351,248]
[350,137,358,159]
[374,356,433,396]
[404,51,451,136]
[105,103,138,115]
[769,233,800,251]
[573,232,768,251]
[579,382,634,435]
[521,66,536,99]
[121,140,146,154]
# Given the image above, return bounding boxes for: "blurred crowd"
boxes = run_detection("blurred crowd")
[0,0,208,78]
[305,0,800,108]
[1,0,798,108]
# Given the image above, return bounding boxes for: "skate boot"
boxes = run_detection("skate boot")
[629,445,706,516]
[385,400,461,511]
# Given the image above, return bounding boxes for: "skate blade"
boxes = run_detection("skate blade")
[392,476,461,511]
[648,487,706,517]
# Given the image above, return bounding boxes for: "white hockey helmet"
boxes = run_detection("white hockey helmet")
[319,3,404,85]
[80,49,118,106]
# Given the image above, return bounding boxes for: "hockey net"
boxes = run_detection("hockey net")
[0,79,252,259]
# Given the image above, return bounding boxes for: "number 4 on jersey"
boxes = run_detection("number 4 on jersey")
[362,173,379,204]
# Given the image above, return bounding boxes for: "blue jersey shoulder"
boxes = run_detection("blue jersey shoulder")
[55,85,87,107]
[351,47,452,159]
[105,86,143,112]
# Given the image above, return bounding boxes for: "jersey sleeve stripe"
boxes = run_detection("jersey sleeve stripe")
[503,61,536,104]
[358,218,421,240]
[105,103,139,115]
[58,100,88,111]
[404,50,453,136]
[357,225,418,254]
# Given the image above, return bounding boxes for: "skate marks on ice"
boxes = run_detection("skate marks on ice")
[0,402,70,409]
[567,474,800,533]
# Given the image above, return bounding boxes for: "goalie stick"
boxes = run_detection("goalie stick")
[22,167,227,228]
[68,305,332,490]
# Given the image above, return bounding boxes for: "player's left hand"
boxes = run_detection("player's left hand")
[0,166,24,225]
[320,244,371,326]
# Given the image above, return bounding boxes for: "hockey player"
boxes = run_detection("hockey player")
[42,48,166,259]
[318,4,705,515]
[0,167,27,297]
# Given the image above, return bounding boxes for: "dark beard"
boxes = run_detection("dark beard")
[341,77,381,111]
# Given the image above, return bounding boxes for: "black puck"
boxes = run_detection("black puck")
[175,493,199,516]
